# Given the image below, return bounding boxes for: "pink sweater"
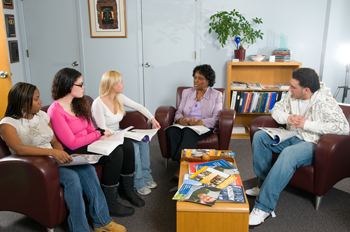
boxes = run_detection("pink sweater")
[47,101,101,150]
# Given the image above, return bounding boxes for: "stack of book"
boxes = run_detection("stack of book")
[231,81,247,89]
[273,48,291,62]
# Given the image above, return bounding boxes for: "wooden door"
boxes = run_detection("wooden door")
[0,4,12,117]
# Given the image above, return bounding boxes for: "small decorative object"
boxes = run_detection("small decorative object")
[201,153,210,160]
[269,55,275,62]
[250,55,266,62]
[234,37,241,50]
[8,40,19,63]
[2,0,13,9]
[88,0,127,38]
[5,14,16,37]
[209,9,264,61]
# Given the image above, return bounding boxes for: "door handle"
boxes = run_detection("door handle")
[72,61,79,67]
[144,62,150,68]
[0,71,8,79]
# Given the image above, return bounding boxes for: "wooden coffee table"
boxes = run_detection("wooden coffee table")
[176,159,249,232]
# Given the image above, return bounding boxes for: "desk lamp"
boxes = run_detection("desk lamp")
[333,45,350,103]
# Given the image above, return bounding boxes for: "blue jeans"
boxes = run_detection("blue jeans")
[252,130,316,213]
[132,140,153,190]
[59,165,112,232]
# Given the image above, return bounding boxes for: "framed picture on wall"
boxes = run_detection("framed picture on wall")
[8,40,19,63]
[5,14,16,37]
[2,0,14,9]
[88,0,127,38]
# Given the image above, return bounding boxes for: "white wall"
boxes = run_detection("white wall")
[4,0,349,105]
[322,0,350,103]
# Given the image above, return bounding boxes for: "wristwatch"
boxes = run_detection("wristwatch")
[96,128,105,136]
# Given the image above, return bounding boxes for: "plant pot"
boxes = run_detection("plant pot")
[234,50,246,61]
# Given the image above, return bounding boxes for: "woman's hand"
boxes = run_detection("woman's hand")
[50,149,73,164]
[151,118,161,129]
[178,117,189,126]
[188,118,204,126]
[99,129,112,140]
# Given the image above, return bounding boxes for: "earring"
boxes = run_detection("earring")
[21,108,26,117]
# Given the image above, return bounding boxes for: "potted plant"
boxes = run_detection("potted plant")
[209,9,264,61]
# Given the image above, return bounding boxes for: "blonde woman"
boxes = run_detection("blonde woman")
[92,70,161,195]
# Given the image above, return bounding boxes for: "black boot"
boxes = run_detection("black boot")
[102,185,135,217]
[118,175,145,207]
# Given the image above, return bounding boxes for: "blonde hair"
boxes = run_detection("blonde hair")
[99,70,125,115]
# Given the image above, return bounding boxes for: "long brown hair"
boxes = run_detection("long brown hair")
[51,68,91,122]
[5,82,37,119]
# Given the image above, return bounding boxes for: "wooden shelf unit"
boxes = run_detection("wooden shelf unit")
[226,61,302,139]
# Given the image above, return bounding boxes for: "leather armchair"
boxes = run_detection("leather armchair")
[0,95,152,231]
[155,86,236,169]
[249,104,350,210]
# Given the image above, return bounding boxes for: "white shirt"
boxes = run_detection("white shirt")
[91,94,154,132]
[0,111,53,154]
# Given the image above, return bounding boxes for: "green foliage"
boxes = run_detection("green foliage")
[209,9,264,50]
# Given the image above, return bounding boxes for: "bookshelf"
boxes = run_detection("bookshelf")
[226,60,302,139]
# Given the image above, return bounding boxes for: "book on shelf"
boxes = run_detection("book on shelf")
[172,183,221,206]
[166,124,210,135]
[259,127,298,145]
[189,166,237,189]
[231,81,247,89]
[230,90,238,110]
[181,149,216,159]
[232,124,245,134]
[124,128,158,142]
[56,154,105,167]
[276,82,290,89]
[247,82,263,90]
[262,84,280,90]
[87,126,133,155]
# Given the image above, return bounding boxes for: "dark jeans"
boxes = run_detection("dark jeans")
[64,138,135,186]
[166,127,214,162]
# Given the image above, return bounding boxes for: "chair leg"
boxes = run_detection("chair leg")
[315,195,323,210]
[47,228,54,232]
[164,158,168,169]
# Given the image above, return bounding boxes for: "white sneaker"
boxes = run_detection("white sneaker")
[246,186,260,197]
[249,207,276,227]
[137,186,151,195]
[146,181,157,189]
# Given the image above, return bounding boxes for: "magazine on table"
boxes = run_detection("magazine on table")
[216,151,235,159]
[189,166,237,189]
[258,127,297,145]
[172,183,221,206]
[87,126,133,155]
[166,124,210,135]
[181,149,216,159]
[193,159,239,175]
[216,184,246,204]
[56,154,105,167]
[124,128,158,142]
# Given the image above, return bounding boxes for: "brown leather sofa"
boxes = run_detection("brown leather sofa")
[155,87,236,168]
[0,95,151,231]
[249,104,350,210]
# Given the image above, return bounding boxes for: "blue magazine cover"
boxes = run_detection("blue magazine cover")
[193,159,239,175]
[216,184,246,203]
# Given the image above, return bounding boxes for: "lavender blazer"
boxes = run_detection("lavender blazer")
[173,87,223,129]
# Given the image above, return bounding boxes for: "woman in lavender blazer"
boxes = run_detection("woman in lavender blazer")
[166,64,222,176]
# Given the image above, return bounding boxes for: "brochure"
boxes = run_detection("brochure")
[181,149,216,159]
[87,126,133,155]
[56,154,105,167]
[258,127,298,145]
[172,183,221,206]
[216,184,246,204]
[189,166,237,189]
[193,159,239,175]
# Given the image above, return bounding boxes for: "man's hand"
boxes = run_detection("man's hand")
[288,114,306,129]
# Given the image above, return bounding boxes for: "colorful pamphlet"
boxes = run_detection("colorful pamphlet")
[193,159,239,175]
[216,184,246,203]
[189,166,237,189]
[172,183,221,206]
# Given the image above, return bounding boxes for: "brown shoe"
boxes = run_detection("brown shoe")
[94,220,126,232]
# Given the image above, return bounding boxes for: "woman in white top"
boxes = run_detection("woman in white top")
[92,70,161,195]
[0,82,125,232]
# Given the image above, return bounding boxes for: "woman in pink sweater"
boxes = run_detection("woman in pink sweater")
[47,68,144,218]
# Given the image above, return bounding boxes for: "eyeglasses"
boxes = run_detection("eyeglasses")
[73,83,84,88]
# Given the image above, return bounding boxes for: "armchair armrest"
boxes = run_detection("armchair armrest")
[218,109,236,150]
[249,116,280,143]
[120,111,152,130]
[314,134,350,195]
[155,106,176,158]
[0,155,67,228]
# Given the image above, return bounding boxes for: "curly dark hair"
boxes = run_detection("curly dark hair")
[5,82,37,119]
[292,68,320,93]
[51,68,91,122]
[192,64,216,87]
